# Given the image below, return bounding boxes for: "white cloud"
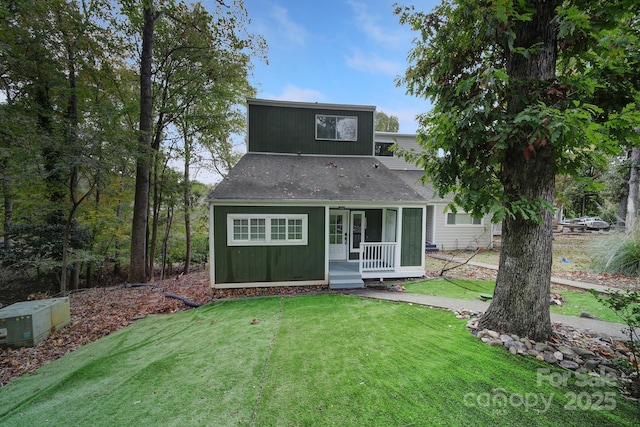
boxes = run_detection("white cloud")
[270,84,326,103]
[345,51,403,76]
[271,5,308,46]
[347,0,406,48]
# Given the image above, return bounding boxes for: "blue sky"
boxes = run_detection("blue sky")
[242,0,439,134]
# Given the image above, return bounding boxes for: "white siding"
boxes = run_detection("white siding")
[374,132,422,171]
[374,132,494,251]
[430,203,493,250]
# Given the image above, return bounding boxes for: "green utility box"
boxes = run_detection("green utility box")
[0,297,71,348]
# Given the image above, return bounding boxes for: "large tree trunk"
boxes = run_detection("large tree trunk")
[183,137,192,275]
[129,4,156,283]
[625,147,640,231]
[478,1,559,341]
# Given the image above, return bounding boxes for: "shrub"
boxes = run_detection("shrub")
[590,228,640,276]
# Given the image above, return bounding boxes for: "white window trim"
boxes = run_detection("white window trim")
[444,212,483,227]
[315,114,358,141]
[227,214,308,246]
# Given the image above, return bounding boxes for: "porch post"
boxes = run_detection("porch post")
[396,207,403,269]
[324,206,330,284]
[421,206,427,270]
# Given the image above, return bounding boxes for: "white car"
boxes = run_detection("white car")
[576,216,610,231]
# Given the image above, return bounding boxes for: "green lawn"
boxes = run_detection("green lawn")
[456,232,604,275]
[404,279,621,323]
[0,295,636,426]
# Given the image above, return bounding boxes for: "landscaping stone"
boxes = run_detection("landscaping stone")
[572,347,596,359]
[557,345,575,357]
[389,284,406,292]
[559,360,580,370]
[504,341,527,354]
[463,307,636,395]
[544,352,558,364]
[535,342,548,352]
[500,334,513,343]
[520,338,533,350]
[527,349,541,358]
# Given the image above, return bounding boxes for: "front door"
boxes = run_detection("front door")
[329,210,348,261]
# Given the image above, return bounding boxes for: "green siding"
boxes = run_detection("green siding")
[213,206,325,284]
[248,104,374,156]
[401,208,423,267]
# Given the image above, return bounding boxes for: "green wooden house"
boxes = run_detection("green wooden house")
[208,99,427,289]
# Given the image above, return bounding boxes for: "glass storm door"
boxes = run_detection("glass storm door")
[350,211,365,254]
[329,210,348,261]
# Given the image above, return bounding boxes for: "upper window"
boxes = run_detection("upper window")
[375,142,394,156]
[316,115,357,141]
[446,212,482,226]
[228,214,308,246]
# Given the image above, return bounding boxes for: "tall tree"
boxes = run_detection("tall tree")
[626,148,640,230]
[397,0,639,340]
[375,111,400,132]
[129,1,161,283]
[142,0,263,277]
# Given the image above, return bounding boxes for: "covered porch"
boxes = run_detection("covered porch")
[328,242,402,289]
[325,205,426,289]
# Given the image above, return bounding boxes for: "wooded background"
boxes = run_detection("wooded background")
[0,0,266,304]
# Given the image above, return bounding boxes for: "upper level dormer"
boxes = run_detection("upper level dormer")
[247,98,375,156]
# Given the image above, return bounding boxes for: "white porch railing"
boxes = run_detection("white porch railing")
[359,242,397,272]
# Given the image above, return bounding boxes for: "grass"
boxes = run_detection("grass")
[403,279,621,323]
[456,232,606,275]
[0,294,637,426]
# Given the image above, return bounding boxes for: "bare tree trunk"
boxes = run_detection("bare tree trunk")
[626,147,640,231]
[160,204,173,280]
[59,15,80,296]
[478,1,558,341]
[2,162,11,250]
[129,4,156,283]
[183,134,192,275]
[70,262,80,290]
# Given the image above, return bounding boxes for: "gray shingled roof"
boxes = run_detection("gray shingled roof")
[209,153,427,203]
[392,170,454,203]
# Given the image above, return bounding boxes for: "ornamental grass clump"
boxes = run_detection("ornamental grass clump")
[590,228,640,276]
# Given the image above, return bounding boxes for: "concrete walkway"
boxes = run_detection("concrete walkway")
[345,289,629,341]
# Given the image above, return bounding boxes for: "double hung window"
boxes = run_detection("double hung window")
[228,214,308,245]
[446,212,482,226]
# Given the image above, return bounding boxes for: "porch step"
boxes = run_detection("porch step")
[425,244,439,253]
[329,262,364,289]
[329,277,365,289]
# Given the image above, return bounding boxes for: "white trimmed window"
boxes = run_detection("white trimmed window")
[446,212,482,226]
[228,214,308,246]
[315,115,357,141]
